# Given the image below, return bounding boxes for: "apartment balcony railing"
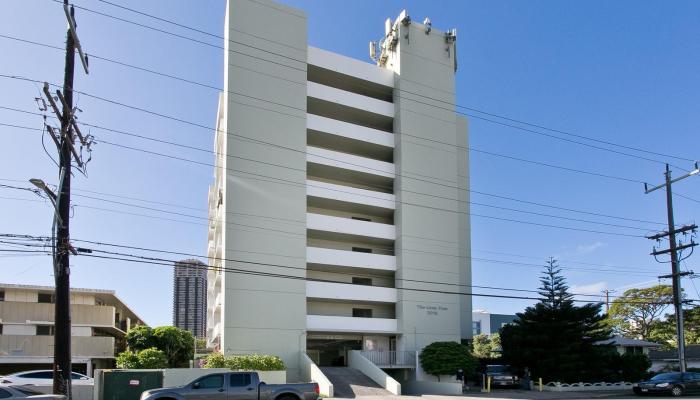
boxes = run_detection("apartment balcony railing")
[307,213,395,241]
[359,350,416,368]
[0,335,115,358]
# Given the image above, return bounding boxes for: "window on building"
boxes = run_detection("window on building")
[230,373,252,387]
[625,346,643,355]
[0,324,3,334]
[352,308,372,318]
[472,321,481,336]
[352,277,372,286]
[0,290,5,301]
[351,247,372,253]
[38,293,54,303]
[36,325,55,336]
[351,216,371,222]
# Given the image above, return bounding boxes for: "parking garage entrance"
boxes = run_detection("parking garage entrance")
[307,334,363,367]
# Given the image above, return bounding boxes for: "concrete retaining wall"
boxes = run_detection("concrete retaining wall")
[300,353,333,397]
[348,350,400,395]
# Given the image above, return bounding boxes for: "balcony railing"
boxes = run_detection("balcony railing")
[359,350,416,368]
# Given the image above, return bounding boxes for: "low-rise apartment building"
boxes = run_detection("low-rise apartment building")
[0,283,145,376]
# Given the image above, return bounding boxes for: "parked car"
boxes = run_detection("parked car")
[0,385,66,399]
[484,365,520,388]
[0,371,93,386]
[633,372,700,397]
[140,371,320,400]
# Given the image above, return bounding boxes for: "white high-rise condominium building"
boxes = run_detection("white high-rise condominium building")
[207,0,471,386]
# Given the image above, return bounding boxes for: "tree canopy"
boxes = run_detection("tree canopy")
[122,325,194,368]
[649,305,700,348]
[419,341,477,381]
[608,285,674,340]
[471,333,501,359]
[500,258,612,382]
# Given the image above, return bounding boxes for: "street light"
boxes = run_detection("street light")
[29,178,62,225]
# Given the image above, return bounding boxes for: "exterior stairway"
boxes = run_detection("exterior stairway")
[320,367,392,398]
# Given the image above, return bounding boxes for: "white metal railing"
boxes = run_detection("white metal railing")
[359,350,416,367]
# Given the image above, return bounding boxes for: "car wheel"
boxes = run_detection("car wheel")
[670,385,683,397]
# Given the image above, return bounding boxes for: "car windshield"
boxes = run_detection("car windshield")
[650,373,681,381]
[486,366,510,373]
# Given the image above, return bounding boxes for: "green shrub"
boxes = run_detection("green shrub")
[203,352,227,368]
[116,350,140,369]
[419,341,477,381]
[138,348,169,369]
[202,353,285,371]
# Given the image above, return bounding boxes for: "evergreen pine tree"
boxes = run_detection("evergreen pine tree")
[500,258,613,383]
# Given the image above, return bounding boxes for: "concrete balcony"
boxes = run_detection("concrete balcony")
[308,46,394,89]
[307,213,395,241]
[306,281,397,303]
[307,82,393,118]
[306,315,397,334]
[307,179,395,211]
[308,114,393,150]
[307,247,396,272]
[0,302,115,328]
[307,147,394,179]
[0,335,115,358]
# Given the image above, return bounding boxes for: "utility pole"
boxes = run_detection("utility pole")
[602,289,616,313]
[37,2,90,397]
[644,163,699,373]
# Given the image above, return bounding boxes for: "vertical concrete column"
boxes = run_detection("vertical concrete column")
[221,0,308,381]
[383,12,470,381]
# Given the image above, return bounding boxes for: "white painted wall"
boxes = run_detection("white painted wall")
[306,315,397,334]
[308,46,394,88]
[308,82,394,118]
[307,213,395,240]
[306,247,396,271]
[306,281,397,303]
[348,350,401,395]
[2,323,35,335]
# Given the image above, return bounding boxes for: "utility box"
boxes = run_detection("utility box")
[95,370,164,400]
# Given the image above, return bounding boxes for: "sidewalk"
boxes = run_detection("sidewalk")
[447,388,636,399]
[339,389,637,400]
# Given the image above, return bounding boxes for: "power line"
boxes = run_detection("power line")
[0,233,662,279]
[0,236,674,303]
[1,117,666,231]
[39,2,695,165]
[0,72,653,193]
[1,32,691,173]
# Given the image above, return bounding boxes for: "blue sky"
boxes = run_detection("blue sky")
[1,0,698,327]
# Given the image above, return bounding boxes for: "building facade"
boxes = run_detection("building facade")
[0,283,145,376]
[173,259,207,338]
[207,0,471,382]
[472,310,518,336]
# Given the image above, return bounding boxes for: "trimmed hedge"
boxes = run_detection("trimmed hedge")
[203,353,285,371]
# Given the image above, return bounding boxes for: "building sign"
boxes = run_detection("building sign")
[416,304,448,316]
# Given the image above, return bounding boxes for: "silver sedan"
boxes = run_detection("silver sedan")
[0,385,66,399]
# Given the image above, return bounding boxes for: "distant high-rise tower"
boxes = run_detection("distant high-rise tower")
[173,259,207,338]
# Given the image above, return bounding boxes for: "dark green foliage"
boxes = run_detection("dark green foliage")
[419,341,477,381]
[137,348,169,369]
[618,353,652,382]
[125,325,157,351]
[152,326,195,368]
[115,348,168,369]
[202,353,285,371]
[500,259,612,383]
[121,325,194,368]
